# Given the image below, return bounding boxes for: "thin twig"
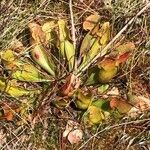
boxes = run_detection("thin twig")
[69,0,77,71]
[69,0,76,49]
[75,2,150,77]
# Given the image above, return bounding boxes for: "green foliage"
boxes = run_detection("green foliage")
[0,14,135,125]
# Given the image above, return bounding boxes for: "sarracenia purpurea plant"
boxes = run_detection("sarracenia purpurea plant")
[0,14,138,125]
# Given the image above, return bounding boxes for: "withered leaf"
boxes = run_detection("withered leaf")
[83,14,100,31]
[28,22,47,45]
[110,97,132,114]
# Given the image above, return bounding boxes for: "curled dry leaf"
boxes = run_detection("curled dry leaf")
[63,120,83,144]
[110,97,132,114]
[128,95,150,117]
[107,87,119,95]
[136,96,150,111]
[63,120,79,137]
[128,96,150,118]
[128,107,140,118]
[3,111,14,121]
[28,22,47,45]
[67,129,83,144]
[116,42,135,55]
[10,39,25,53]
[130,96,150,112]
[0,103,20,121]
[83,14,100,32]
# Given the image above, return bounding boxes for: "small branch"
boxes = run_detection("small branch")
[75,2,150,77]
[69,0,77,71]
[69,0,76,49]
